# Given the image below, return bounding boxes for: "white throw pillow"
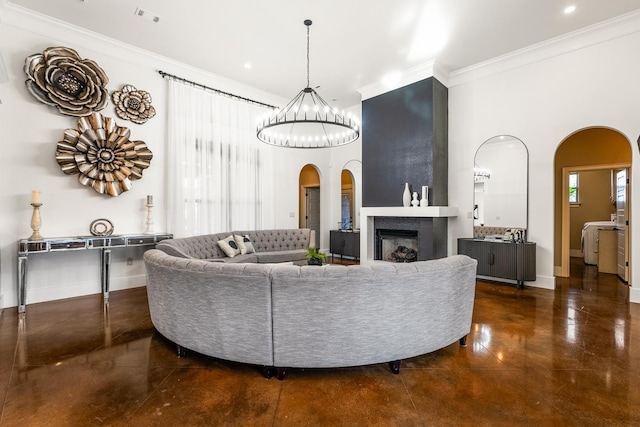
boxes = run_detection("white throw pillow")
[217,235,240,257]
[234,234,255,254]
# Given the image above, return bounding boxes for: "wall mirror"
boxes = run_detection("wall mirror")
[474,135,528,232]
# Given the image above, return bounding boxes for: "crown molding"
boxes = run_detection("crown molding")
[357,60,449,101]
[448,9,640,87]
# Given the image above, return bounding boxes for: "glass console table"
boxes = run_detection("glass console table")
[17,233,172,313]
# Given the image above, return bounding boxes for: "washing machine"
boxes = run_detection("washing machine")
[581,221,617,265]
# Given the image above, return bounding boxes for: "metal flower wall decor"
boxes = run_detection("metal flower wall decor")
[55,112,153,197]
[24,46,109,117]
[111,84,156,124]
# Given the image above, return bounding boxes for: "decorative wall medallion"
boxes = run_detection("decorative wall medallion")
[24,46,109,117]
[90,218,114,236]
[111,84,156,124]
[55,112,153,197]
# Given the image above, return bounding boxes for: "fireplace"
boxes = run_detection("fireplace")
[373,216,434,261]
[359,206,458,264]
[376,229,418,262]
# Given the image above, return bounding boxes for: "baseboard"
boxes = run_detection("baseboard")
[630,286,640,304]
[530,275,555,290]
[569,249,583,258]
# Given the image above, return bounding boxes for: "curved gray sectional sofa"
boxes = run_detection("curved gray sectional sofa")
[154,228,315,265]
[144,247,478,379]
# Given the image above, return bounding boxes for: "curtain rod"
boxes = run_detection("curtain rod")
[158,70,277,109]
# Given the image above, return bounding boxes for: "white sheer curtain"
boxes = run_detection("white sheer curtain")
[167,79,274,237]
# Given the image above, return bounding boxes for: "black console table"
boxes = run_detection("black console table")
[457,238,536,290]
[17,233,172,313]
[330,230,360,261]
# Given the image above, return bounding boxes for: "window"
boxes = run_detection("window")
[569,172,579,204]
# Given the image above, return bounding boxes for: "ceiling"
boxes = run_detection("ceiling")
[7,0,640,107]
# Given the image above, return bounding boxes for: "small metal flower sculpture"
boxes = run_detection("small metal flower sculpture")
[111,84,156,124]
[55,112,153,197]
[24,46,109,117]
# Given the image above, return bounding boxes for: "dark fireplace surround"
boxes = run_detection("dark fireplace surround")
[362,76,449,261]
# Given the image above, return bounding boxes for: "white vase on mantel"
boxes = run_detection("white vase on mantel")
[420,186,429,207]
[402,183,411,207]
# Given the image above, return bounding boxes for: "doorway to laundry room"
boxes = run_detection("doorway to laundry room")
[554,127,632,279]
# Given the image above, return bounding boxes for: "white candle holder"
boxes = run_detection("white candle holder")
[144,201,155,234]
[30,203,43,240]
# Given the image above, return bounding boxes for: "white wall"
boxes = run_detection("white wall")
[448,13,640,299]
[0,4,310,309]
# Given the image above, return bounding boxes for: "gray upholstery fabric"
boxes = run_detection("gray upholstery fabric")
[144,249,275,365]
[155,229,314,264]
[144,249,477,369]
[255,249,307,264]
[270,256,477,368]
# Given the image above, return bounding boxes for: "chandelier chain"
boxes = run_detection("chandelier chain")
[306,21,310,88]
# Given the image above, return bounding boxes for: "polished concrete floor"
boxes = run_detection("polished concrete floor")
[1,258,639,426]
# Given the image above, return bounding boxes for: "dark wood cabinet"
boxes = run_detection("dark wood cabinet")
[457,238,536,289]
[330,230,360,260]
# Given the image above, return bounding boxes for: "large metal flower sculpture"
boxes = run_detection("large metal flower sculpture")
[55,112,153,197]
[111,84,156,124]
[24,46,109,117]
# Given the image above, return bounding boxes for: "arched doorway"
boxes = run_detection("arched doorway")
[554,127,632,278]
[299,164,321,240]
[340,169,355,229]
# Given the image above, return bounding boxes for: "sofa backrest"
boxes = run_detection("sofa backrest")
[155,232,230,259]
[155,228,315,260]
[239,229,314,252]
[269,255,478,368]
[144,249,275,365]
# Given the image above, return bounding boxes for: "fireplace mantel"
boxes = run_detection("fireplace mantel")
[359,206,458,264]
[361,206,458,218]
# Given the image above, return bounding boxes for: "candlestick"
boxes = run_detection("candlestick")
[144,197,154,234]
[30,202,43,240]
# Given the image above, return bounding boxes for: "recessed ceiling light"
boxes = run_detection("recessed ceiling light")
[564,5,577,14]
[134,7,160,23]
[244,63,252,69]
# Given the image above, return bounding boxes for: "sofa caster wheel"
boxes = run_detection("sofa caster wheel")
[276,368,287,380]
[459,335,468,347]
[389,360,401,374]
[176,344,186,357]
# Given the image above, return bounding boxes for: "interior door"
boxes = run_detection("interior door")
[306,187,321,242]
[616,169,629,282]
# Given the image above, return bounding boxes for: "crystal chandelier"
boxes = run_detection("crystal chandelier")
[256,20,360,148]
